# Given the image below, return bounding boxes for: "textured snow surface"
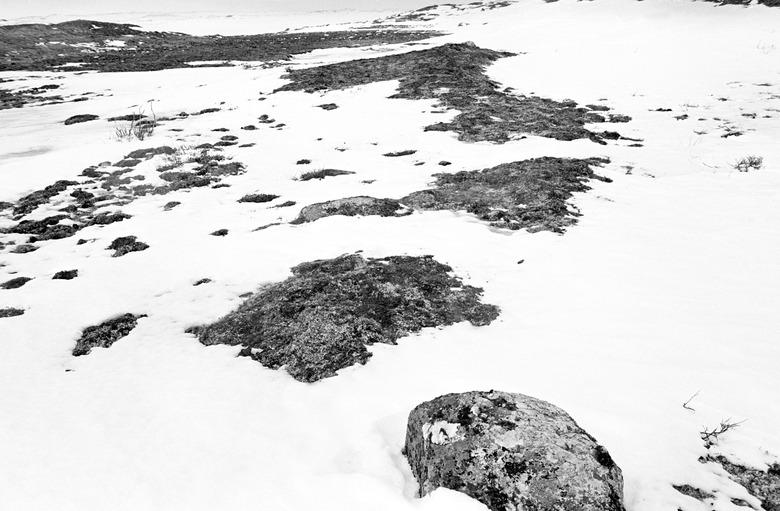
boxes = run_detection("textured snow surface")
[1,1,780,510]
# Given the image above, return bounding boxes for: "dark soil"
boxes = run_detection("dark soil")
[72,313,146,356]
[0,20,438,72]
[276,42,627,143]
[107,236,149,257]
[1,277,32,289]
[188,253,499,382]
[296,168,355,181]
[0,307,25,318]
[401,157,611,233]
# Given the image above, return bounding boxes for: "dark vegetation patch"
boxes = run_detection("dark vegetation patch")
[276,42,627,144]
[11,244,38,253]
[72,313,146,356]
[673,485,714,501]
[296,159,312,165]
[273,200,297,208]
[290,157,610,233]
[702,0,780,5]
[241,125,256,130]
[64,114,99,125]
[1,83,63,109]
[317,103,339,110]
[107,236,149,257]
[238,193,279,203]
[0,307,25,318]
[107,113,146,122]
[210,229,229,236]
[194,278,212,286]
[187,253,499,382]
[0,20,438,72]
[291,196,411,224]
[52,269,78,280]
[383,149,417,157]
[701,455,780,510]
[296,168,355,181]
[401,157,610,233]
[163,201,180,210]
[1,276,32,289]
[13,180,78,216]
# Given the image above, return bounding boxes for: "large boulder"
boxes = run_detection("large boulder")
[404,390,625,511]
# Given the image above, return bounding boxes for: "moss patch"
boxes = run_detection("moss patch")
[188,253,499,382]
[0,20,438,72]
[107,236,149,257]
[276,42,626,143]
[0,307,25,318]
[401,157,610,233]
[72,313,146,356]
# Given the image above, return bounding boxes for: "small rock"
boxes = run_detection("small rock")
[210,229,229,236]
[404,391,625,511]
[317,103,339,110]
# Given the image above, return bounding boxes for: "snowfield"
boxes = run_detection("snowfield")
[1,1,779,510]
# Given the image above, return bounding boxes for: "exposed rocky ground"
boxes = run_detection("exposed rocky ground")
[188,253,499,382]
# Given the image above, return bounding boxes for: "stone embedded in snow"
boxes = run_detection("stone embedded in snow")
[404,390,625,511]
[188,253,499,382]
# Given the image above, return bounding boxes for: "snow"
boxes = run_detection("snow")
[1,1,780,510]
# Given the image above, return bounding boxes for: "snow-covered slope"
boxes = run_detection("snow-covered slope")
[1,1,779,510]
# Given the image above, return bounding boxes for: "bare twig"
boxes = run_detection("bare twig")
[683,390,700,411]
[701,418,747,448]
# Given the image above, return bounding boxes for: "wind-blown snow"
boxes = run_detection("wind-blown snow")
[1,1,779,510]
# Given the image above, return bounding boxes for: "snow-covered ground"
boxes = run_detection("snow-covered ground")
[1,1,779,510]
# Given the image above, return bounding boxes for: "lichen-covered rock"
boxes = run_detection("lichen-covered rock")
[189,253,499,382]
[404,391,625,511]
[291,196,412,224]
[72,313,146,356]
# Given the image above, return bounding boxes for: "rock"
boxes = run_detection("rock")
[189,253,499,382]
[404,390,625,511]
[291,196,411,224]
[64,114,99,125]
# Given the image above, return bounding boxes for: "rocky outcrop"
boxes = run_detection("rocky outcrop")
[404,390,625,511]
[188,253,499,382]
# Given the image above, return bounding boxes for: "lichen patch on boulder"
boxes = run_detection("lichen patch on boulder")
[404,390,625,511]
